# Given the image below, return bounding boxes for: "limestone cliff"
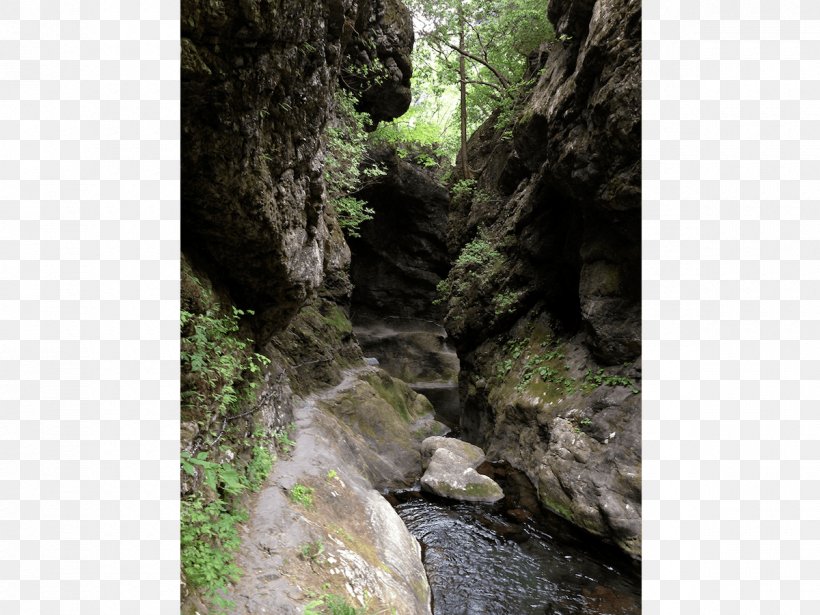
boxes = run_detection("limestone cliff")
[182,0,413,336]
[180,1,426,612]
[439,0,642,558]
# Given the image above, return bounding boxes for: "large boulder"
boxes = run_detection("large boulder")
[420,436,485,470]
[420,448,504,503]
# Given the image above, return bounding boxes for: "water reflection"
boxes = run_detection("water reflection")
[387,464,640,615]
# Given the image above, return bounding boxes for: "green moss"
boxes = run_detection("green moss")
[321,305,353,335]
[464,482,499,497]
[540,496,574,523]
[363,373,412,421]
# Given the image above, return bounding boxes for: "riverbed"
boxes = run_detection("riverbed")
[385,461,640,615]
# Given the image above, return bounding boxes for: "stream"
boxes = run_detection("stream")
[356,316,640,614]
[385,461,641,615]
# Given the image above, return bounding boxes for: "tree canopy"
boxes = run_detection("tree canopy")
[375,0,555,164]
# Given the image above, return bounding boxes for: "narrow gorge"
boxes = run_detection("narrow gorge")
[181,0,641,613]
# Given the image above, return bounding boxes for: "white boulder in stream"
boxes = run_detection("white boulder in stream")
[420,436,485,470]
[420,446,504,503]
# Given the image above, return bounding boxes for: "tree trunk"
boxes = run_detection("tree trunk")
[458,3,471,179]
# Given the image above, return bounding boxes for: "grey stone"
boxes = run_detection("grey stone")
[420,449,504,503]
[420,436,485,470]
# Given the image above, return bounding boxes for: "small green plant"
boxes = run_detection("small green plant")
[299,539,325,562]
[180,304,270,426]
[326,469,338,481]
[583,369,640,394]
[274,424,296,455]
[493,290,522,316]
[579,418,592,427]
[303,593,365,615]
[246,445,274,491]
[450,178,477,204]
[333,196,375,238]
[290,483,315,508]
[180,495,247,614]
[455,237,500,268]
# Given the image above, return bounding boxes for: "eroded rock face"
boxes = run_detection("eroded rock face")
[448,0,640,362]
[182,0,414,333]
[442,0,641,558]
[353,317,459,384]
[349,146,451,320]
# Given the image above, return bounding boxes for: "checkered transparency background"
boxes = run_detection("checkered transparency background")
[1,1,180,614]
[643,1,820,614]
[0,0,818,613]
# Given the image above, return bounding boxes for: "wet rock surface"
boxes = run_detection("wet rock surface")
[388,461,640,615]
[439,0,642,559]
[228,367,433,614]
[420,453,504,505]
[420,436,485,470]
[353,317,459,384]
[420,448,503,504]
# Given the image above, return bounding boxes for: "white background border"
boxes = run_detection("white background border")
[1,0,818,612]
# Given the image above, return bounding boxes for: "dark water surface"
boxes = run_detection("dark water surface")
[386,463,640,615]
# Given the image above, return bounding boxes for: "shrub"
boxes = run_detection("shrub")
[324,91,385,237]
[290,483,315,508]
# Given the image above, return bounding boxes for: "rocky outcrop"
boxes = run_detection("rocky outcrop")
[343,0,414,123]
[348,146,450,320]
[420,448,504,504]
[440,0,641,558]
[315,368,448,488]
[353,317,459,384]
[180,1,422,611]
[182,0,414,335]
[227,368,433,614]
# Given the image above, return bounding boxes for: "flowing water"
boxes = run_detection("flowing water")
[385,462,641,615]
[355,317,640,614]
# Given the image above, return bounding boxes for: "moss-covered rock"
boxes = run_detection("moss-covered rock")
[317,367,440,488]
[420,436,485,470]
[420,448,504,503]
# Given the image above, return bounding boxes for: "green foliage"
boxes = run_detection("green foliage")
[455,237,500,268]
[514,346,575,394]
[408,0,555,133]
[246,445,274,491]
[324,91,384,237]
[180,305,270,425]
[493,290,522,316]
[290,483,315,509]
[181,495,247,613]
[326,469,338,481]
[450,178,476,204]
[180,442,274,610]
[180,272,281,611]
[370,101,456,163]
[334,196,374,238]
[304,594,365,615]
[274,423,297,455]
[299,539,325,562]
[583,369,640,394]
[435,230,504,309]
